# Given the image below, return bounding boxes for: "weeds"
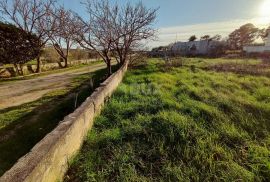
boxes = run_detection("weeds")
[206,62,270,77]
[65,58,270,181]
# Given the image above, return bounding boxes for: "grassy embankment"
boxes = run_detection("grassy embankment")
[66,58,270,181]
[0,65,119,175]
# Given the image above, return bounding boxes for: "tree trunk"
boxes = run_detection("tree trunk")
[36,56,42,73]
[119,54,125,65]
[106,59,112,76]
[64,57,68,68]
[14,64,19,76]
[57,57,67,69]
[65,44,69,68]
[57,61,64,68]
[19,64,24,75]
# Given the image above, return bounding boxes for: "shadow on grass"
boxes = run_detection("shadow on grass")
[0,65,119,176]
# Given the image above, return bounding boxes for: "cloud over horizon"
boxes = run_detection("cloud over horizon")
[148,17,270,48]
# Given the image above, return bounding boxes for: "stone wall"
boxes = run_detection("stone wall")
[0,62,128,182]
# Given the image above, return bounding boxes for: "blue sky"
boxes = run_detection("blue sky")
[61,0,270,47]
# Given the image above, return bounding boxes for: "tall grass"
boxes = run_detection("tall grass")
[66,58,270,181]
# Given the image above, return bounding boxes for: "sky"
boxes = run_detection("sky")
[60,0,270,48]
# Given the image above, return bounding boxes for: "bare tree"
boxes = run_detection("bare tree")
[0,0,56,72]
[74,0,115,75]
[75,0,157,76]
[111,2,157,65]
[49,6,77,68]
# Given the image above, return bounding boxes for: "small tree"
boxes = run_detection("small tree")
[211,34,222,41]
[0,22,40,75]
[74,0,115,75]
[75,0,157,76]
[208,41,227,57]
[227,23,259,50]
[200,35,210,40]
[189,35,197,42]
[110,2,157,65]
[49,6,77,68]
[259,27,270,43]
[0,0,56,72]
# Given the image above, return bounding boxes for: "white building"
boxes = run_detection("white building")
[170,40,222,56]
[243,30,270,53]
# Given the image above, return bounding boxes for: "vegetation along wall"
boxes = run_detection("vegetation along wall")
[0,62,129,182]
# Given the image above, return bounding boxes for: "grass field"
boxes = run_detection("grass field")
[0,65,119,175]
[65,58,270,181]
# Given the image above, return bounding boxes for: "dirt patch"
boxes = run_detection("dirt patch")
[206,62,270,77]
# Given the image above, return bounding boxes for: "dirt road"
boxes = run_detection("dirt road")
[0,63,110,110]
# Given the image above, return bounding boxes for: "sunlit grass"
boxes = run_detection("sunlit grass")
[66,58,270,181]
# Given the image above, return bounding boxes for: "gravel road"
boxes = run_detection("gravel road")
[0,63,109,110]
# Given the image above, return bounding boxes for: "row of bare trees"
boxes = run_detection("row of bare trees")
[0,0,157,75]
[75,0,157,74]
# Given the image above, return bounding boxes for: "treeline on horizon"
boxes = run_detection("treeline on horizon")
[152,23,270,54]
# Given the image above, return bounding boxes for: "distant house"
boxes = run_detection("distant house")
[170,40,223,56]
[149,46,169,57]
[149,39,225,58]
[243,30,270,53]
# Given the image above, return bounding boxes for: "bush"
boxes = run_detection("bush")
[41,47,59,63]
[0,22,40,75]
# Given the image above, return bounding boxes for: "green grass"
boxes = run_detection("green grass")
[0,65,119,176]
[65,58,270,181]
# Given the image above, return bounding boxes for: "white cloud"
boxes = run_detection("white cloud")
[148,17,270,48]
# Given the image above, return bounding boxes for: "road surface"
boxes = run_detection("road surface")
[0,62,110,110]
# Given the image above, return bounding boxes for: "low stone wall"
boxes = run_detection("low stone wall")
[0,62,128,182]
